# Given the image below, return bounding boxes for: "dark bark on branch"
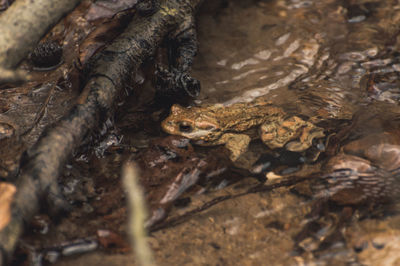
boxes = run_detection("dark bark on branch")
[0,0,203,263]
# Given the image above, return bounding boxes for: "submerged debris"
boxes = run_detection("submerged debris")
[25,237,98,265]
[294,128,400,256]
[314,153,400,205]
[134,136,251,227]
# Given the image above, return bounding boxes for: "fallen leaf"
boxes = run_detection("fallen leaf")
[0,182,16,230]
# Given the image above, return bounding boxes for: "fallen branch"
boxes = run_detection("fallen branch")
[0,0,81,70]
[0,0,203,263]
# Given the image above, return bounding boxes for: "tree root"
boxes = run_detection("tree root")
[0,0,203,263]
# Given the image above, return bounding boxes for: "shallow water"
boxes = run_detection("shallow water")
[152,0,400,264]
[54,0,400,265]
[193,0,400,118]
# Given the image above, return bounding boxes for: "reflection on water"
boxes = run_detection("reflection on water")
[194,0,400,113]
[189,0,400,264]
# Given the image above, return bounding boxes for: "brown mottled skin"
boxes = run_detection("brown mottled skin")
[162,99,325,161]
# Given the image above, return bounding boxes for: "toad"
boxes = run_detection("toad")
[260,115,325,152]
[162,99,325,161]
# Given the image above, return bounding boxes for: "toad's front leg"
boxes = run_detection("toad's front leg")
[219,133,251,162]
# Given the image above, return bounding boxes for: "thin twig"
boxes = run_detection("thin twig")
[123,161,156,266]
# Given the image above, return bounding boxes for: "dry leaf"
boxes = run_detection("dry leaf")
[0,182,16,230]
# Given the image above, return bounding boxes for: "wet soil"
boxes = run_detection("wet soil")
[8,0,400,265]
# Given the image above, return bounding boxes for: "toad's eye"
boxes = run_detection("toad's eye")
[179,122,193,133]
